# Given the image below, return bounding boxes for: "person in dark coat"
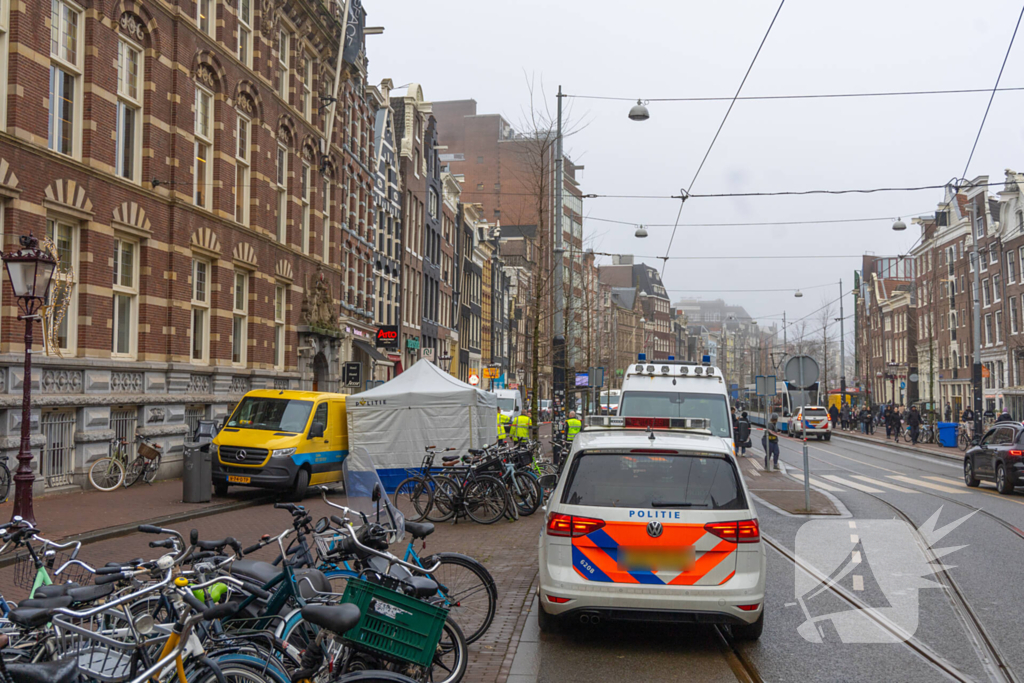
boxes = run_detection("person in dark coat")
[996,409,1014,423]
[829,404,840,428]
[944,403,952,422]
[906,405,923,445]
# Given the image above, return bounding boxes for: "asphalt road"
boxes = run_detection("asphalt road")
[514,430,1024,683]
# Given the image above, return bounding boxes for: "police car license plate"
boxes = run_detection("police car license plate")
[227,475,250,484]
[618,547,695,572]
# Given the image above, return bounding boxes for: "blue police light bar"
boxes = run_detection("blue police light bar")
[702,355,711,364]
[638,353,647,361]
[668,356,675,361]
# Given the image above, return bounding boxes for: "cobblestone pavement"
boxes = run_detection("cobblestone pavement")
[0,492,544,683]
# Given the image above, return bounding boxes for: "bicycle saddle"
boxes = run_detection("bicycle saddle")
[441,455,460,463]
[16,595,72,610]
[68,583,114,604]
[32,583,79,599]
[468,449,485,455]
[300,603,361,636]
[230,559,279,586]
[6,657,80,683]
[404,521,435,539]
[7,607,57,629]
[403,576,438,599]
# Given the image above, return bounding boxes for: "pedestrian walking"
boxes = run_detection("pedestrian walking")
[884,404,894,438]
[888,406,901,442]
[907,405,922,445]
[762,416,781,471]
[996,408,1014,423]
[944,403,952,423]
[841,403,851,430]
[735,411,752,456]
[829,403,840,430]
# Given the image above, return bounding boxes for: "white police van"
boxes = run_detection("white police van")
[617,355,734,449]
[537,416,766,638]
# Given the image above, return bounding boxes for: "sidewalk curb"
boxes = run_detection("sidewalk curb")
[0,494,273,570]
[832,431,963,462]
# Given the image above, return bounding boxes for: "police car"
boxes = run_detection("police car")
[537,415,766,639]
[789,406,832,441]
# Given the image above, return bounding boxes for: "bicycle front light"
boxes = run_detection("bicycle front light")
[271,448,297,458]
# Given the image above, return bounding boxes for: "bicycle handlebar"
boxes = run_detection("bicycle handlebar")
[339,522,439,575]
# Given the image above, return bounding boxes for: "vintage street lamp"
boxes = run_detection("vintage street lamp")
[628,99,651,122]
[438,353,453,373]
[2,235,57,524]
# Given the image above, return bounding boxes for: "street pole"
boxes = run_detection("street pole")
[553,85,565,378]
[970,208,983,442]
[13,314,36,524]
[839,279,846,413]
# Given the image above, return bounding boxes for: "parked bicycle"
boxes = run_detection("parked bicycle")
[88,431,163,491]
[901,422,936,444]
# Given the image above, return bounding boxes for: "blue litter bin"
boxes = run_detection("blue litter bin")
[937,422,958,448]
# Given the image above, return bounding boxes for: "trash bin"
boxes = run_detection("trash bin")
[182,440,212,503]
[937,422,958,448]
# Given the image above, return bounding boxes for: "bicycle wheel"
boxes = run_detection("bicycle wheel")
[190,652,291,683]
[143,454,161,484]
[88,457,124,491]
[959,432,970,452]
[0,461,11,503]
[503,482,520,522]
[464,475,507,525]
[429,617,468,683]
[393,477,433,522]
[510,472,542,516]
[425,552,497,645]
[123,456,145,487]
[427,475,458,523]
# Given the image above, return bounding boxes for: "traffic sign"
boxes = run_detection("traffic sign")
[755,375,777,396]
[900,381,906,389]
[469,374,479,386]
[784,355,819,389]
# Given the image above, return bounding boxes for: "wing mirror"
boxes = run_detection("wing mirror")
[308,422,325,439]
[372,482,382,503]
[537,474,558,488]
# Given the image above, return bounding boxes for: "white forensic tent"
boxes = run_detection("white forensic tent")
[346,359,498,487]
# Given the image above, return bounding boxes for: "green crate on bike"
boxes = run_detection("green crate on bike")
[339,576,449,668]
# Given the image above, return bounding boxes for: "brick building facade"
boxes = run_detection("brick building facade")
[0,0,377,492]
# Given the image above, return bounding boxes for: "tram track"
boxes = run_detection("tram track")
[714,624,764,683]
[768,439,1020,683]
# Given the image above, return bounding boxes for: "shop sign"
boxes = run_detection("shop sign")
[406,338,420,350]
[376,326,399,349]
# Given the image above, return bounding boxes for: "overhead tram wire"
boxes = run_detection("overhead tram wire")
[660,0,787,276]
[592,252,884,260]
[899,3,1024,260]
[565,85,1024,103]
[585,214,929,228]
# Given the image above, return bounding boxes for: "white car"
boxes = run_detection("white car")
[537,416,766,639]
[790,406,833,441]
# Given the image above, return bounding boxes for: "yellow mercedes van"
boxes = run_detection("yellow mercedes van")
[211,390,348,499]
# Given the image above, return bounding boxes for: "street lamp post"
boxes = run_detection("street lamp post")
[2,235,58,524]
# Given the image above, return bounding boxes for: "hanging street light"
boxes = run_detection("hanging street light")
[794,290,804,298]
[628,99,650,122]
[892,217,907,231]
[635,224,648,238]
[2,234,58,524]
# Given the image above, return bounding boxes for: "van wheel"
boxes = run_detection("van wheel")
[290,469,310,501]
[731,611,764,641]
[214,481,229,497]
[825,434,831,441]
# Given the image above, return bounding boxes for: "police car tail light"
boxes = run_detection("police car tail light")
[737,603,761,611]
[547,595,571,604]
[703,520,760,544]
[546,512,605,538]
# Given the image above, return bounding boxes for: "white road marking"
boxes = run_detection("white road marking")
[853,575,864,591]
[851,551,862,563]
[746,466,761,477]
[924,475,965,485]
[888,475,965,494]
[850,475,919,493]
[850,534,859,544]
[822,475,884,493]
[848,521,857,528]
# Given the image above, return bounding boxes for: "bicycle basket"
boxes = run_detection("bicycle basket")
[137,442,161,460]
[340,577,449,669]
[51,609,168,682]
[314,530,355,560]
[12,549,91,591]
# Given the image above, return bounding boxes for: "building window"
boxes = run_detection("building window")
[301,162,310,253]
[990,247,998,265]
[982,278,991,307]
[235,113,250,224]
[427,189,438,220]
[994,273,1002,302]
[0,0,9,129]
[115,40,141,182]
[196,0,213,34]
[237,0,251,66]
[1012,297,1020,335]
[300,54,312,119]
[996,310,1004,344]
[322,178,330,262]
[111,238,137,358]
[276,29,290,101]
[274,285,286,369]
[49,0,81,157]
[191,259,210,363]
[194,85,213,208]
[985,313,993,346]
[232,271,248,366]
[46,218,77,352]
[1008,252,1018,284]
[277,144,288,242]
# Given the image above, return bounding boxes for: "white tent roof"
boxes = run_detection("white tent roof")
[348,359,497,410]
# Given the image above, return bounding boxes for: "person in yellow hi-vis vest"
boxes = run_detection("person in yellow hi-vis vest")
[564,411,582,442]
[513,413,532,442]
[497,412,511,441]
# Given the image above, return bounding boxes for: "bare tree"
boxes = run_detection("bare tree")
[815,296,837,400]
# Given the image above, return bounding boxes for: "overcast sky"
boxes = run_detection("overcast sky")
[366,0,1024,345]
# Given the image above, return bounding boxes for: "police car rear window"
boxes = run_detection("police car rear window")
[562,453,745,510]
[804,408,828,418]
[618,392,730,437]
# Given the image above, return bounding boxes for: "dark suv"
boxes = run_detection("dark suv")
[964,423,1024,494]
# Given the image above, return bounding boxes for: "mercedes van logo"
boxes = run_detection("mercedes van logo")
[647,521,663,538]
[236,449,247,462]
